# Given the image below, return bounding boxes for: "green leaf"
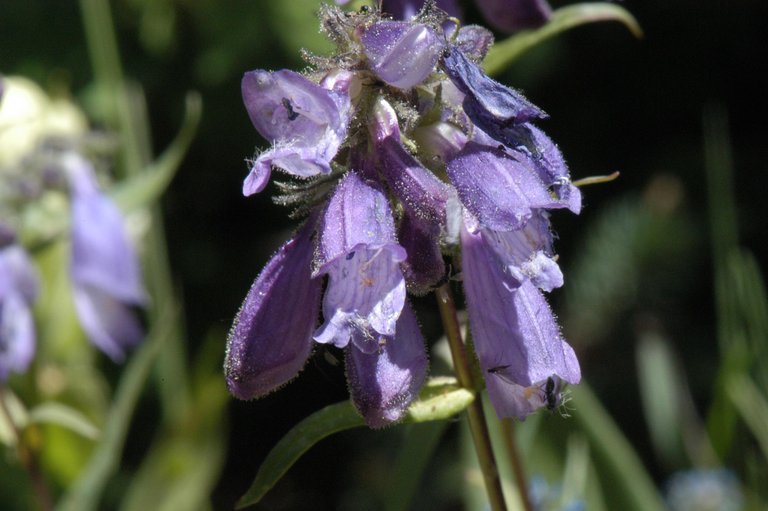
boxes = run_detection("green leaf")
[28,402,100,441]
[236,377,475,509]
[484,3,642,75]
[571,384,666,511]
[111,91,202,213]
[635,334,685,465]
[55,313,170,511]
[727,375,768,463]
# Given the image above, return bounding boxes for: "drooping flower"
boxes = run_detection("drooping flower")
[0,238,39,382]
[241,69,351,195]
[231,4,585,423]
[225,216,323,400]
[64,152,146,362]
[313,171,407,353]
[461,221,580,419]
[346,302,428,427]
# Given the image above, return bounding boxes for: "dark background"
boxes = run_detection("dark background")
[2,0,766,508]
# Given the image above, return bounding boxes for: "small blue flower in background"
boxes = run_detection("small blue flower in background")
[665,468,744,511]
[227,1,581,424]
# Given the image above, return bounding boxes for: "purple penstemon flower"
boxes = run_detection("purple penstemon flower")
[63,152,146,362]
[229,3,583,424]
[0,237,39,382]
[241,69,351,195]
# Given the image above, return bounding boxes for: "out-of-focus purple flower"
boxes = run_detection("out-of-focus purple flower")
[0,242,39,382]
[241,69,351,195]
[346,302,428,427]
[380,0,462,21]
[313,172,407,353]
[64,153,145,362]
[476,0,552,33]
[225,217,323,400]
[359,21,444,89]
[377,0,551,34]
[461,221,580,419]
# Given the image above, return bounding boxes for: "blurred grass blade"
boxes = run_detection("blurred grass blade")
[111,91,202,212]
[727,375,768,462]
[384,421,449,511]
[484,3,642,75]
[27,403,100,441]
[571,383,666,511]
[56,312,171,511]
[561,434,590,508]
[635,334,684,465]
[237,377,474,508]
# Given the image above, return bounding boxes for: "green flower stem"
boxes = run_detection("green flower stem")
[0,389,53,511]
[435,284,507,511]
[501,419,534,511]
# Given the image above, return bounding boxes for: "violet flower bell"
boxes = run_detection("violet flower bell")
[0,239,39,382]
[225,217,323,400]
[64,153,146,362]
[313,171,407,353]
[461,221,580,419]
[241,69,351,195]
[346,302,428,428]
[358,20,444,89]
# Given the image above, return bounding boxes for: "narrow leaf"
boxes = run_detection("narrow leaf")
[727,375,768,463]
[111,92,202,212]
[237,377,474,508]
[28,403,101,441]
[484,3,642,75]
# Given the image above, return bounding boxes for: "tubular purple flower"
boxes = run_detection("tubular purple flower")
[447,141,556,231]
[398,210,445,295]
[241,69,351,195]
[371,98,451,224]
[346,302,428,428]
[225,217,323,400]
[0,243,39,382]
[313,172,407,353]
[481,211,563,292]
[65,153,145,361]
[359,21,444,90]
[475,0,552,33]
[461,221,580,419]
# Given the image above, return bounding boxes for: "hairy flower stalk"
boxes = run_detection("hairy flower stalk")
[227,1,583,503]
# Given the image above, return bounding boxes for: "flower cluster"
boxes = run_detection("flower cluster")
[0,76,145,382]
[225,2,580,427]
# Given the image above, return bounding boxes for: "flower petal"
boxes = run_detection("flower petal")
[241,69,350,194]
[461,223,580,419]
[447,141,555,230]
[225,218,322,400]
[314,173,407,350]
[360,21,444,89]
[398,210,445,295]
[346,302,428,428]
